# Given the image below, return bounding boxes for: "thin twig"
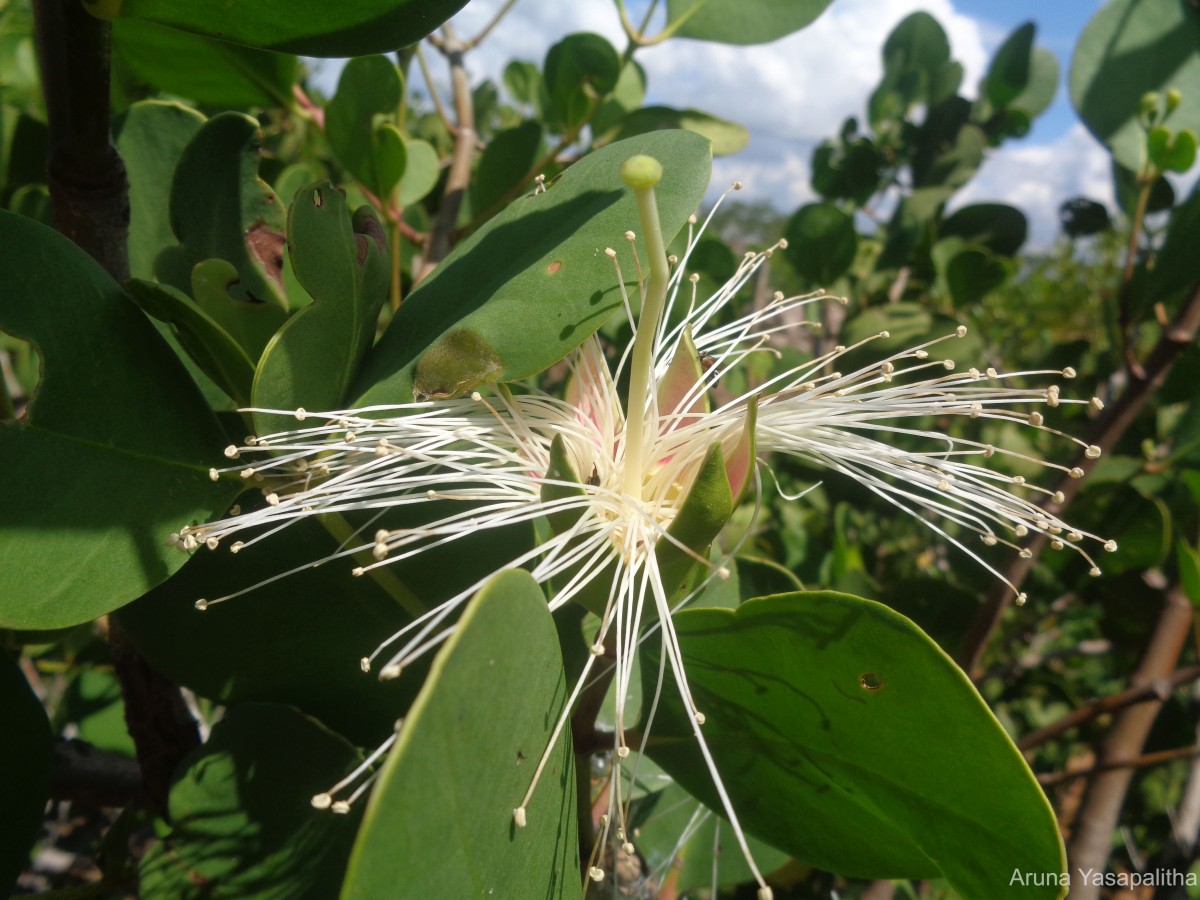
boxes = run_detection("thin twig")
[465,0,521,49]
[417,26,476,282]
[416,44,457,137]
[1018,665,1200,751]
[1041,744,1199,788]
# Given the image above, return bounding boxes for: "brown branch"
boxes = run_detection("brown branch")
[1040,744,1199,789]
[958,281,1200,677]
[1018,665,1200,751]
[417,27,476,283]
[50,738,149,809]
[107,620,200,814]
[1065,582,1194,899]
[31,0,129,284]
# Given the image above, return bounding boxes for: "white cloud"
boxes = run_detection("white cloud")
[953,123,1115,246]
[437,1,1107,246]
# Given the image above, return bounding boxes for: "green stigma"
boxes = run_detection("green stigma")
[619,155,663,190]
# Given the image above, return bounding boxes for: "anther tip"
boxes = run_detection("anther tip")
[513,807,527,828]
[311,793,332,810]
[194,599,208,611]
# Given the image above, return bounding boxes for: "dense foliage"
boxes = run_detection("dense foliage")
[1,1,1198,898]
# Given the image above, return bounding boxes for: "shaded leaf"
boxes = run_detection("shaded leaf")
[471,120,544,215]
[139,704,362,900]
[112,17,296,111]
[985,22,1035,109]
[0,648,51,895]
[105,0,471,57]
[544,33,620,128]
[155,113,288,358]
[115,100,205,280]
[941,202,1028,256]
[325,56,404,199]
[1070,0,1200,172]
[783,202,857,285]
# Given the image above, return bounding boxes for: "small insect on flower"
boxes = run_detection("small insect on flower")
[176,155,1113,897]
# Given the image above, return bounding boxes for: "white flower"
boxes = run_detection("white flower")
[178,158,1113,898]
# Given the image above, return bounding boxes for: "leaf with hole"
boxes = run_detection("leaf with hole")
[644,592,1067,898]
[0,212,237,629]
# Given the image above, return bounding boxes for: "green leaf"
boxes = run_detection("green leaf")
[1009,48,1059,119]
[325,56,404,199]
[252,184,389,434]
[128,278,255,406]
[1178,541,1200,607]
[613,106,749,156]
[882,12,951,76]
[1070,0,1200,172]
[665,0,832,45]
[645,592,1067,897]
[354,129,712,404]
[783,202,857,285]
[590,60,647,139]
[155,113,288,359]
[811,130,884,206]
[340,570,580,900]
[0,648,51,896]
[395,138,440,207]
[139,704,363,900]
[985,22,1035,109]
[543,33,620,129]
[940,202,1027,256]
[470,121,544,215]
[0,212,238,629]
[931,239,1010,307]
[107,0,471,57]
[115,100,205,281]
[112,17,296,111]
[503,60,542,109]
[1060,197,1111,237]
[60,669,135,756]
